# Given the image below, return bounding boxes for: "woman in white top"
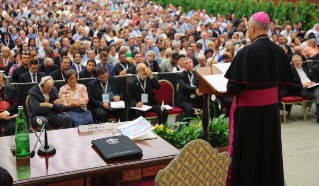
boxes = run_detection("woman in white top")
[172,54,186,72]
[173,42,186,55]
[106,29,118,44]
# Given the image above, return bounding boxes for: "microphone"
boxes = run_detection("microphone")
[226,37,250,47]
[209,37,250,66]
[30,123,46,158]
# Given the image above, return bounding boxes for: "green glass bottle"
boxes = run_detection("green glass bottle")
[15,106,30,157]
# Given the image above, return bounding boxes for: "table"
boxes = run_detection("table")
[0,127,180,186]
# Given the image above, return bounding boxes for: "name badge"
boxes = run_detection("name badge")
[102,94,109,103]
[141,94,148,103]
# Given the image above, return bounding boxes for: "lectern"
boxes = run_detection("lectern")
[197,66,232,141]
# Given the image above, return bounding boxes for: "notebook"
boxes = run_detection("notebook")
[91,135,143,162]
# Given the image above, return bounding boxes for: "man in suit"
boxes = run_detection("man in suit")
[127,52,144,74]
[127,63,168,124]
[30,49,44,65]
[20,58,46,83]
[69,51,86,77]
[185,45,198,67]
[11,53,30,83]
[28,76,72,131]
[38,58,59,76]
[115,51,133,75]
[1,31,15,49]
[51,56,71,80]
[231,14,241,29]
[278,35,293,55]
[52,47,68,68]
[177,57,220,123]
[91,37,102,56]
[88,66,124,123]
[143,51,163,73]
[88,22,98,38]
[95,51,115,76]
[285,55,319,122]
[79,59,97,78]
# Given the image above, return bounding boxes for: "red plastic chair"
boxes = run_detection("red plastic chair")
[280,96,303,123]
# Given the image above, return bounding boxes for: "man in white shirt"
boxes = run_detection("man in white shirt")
[287,55,319,122]
[38,39,50,58]
[19,30,29,44]
[193,54,207,71]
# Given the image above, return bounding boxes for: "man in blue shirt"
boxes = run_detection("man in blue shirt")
[146,39,160,57]
[26,28,38,39]
[187,8,196,17]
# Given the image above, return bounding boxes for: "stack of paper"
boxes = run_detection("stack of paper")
[110,101,125,108]
[164,105,173,110]
[203,74,228,93]
[118,116,156,140]
[213,63,231,74]
[131,105,152,111]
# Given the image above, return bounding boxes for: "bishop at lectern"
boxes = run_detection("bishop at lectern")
[225,12,294,186]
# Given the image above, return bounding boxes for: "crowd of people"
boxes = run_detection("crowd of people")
[0,0,318,136]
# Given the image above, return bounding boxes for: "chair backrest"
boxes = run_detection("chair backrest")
[155,139,230,186]
[155,80,174,106]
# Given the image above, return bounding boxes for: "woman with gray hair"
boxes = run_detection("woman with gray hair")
[59,69,94,127]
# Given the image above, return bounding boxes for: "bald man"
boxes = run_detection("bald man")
[28,76,72,131]
[225,12,294,186]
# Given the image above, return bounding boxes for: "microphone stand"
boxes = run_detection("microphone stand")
[38,125,56,156]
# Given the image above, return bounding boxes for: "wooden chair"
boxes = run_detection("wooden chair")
[280,96,303,124]
[302,98,316,121]
[155,139,230,186]
[26,95,61,132]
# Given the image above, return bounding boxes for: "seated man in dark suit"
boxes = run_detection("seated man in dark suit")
[127,52,143,74]
[1,31,15,49]
[88,66,124,123]
[95,51,115,76]
[177,57,220,123]
[0,72,20,137]
[127,63,168,124]
[51,56,71,80]
[114,51,133,76]
[79,59,97,78]
[69,51,86,78]
[143,51,163,73]
[20,58,46,83]
[11,53,30,83]
[38,58,59,76]
[52,48,69,68]
[28,76,72,131]
[30,49,44,65]
[285,55,319,122]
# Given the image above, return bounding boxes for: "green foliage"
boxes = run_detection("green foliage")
[153,110,230,149]
[153,0,318,30]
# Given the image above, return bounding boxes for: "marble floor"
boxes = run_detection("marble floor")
[164,104,319,186]
[281,104,319,186]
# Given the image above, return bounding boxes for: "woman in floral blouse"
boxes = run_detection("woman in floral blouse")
[59,69,94,127]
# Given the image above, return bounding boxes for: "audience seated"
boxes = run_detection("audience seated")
[79,59,97,78]
[59,69,94,127]
[11,53,30,83]
[115,51,133,75]
[127,52,144,74]
[0,73,20,137]
[177,57,221,123]
[28,76,72,131]
[95,51,115,76]
[88,66,124,123]
[38,58,59,76]
[127,63,168,124]
[143,51,163,73]
[51,56,71,80]
[19,58,46,83]
[283,55,319,122]
[69,51,86,77]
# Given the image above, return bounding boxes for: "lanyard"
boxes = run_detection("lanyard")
[3,58,9,66]
[119,63,128,70]
[137,78,146,93]
[4,39,9,47]
[100,81,108,94]
[61,71,65,80]
[188,73,194,86]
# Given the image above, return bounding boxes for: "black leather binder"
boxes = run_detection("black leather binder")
[91,135,143,162]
